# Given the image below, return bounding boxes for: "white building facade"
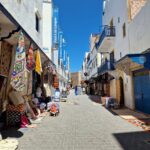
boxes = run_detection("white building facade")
[97,0,150,114]
[42,0,53,60]
[1,0,43,49]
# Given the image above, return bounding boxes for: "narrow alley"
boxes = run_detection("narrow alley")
[16,91,150,150]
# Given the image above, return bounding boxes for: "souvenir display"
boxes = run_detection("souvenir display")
[11,31,26,91]
[26,44,35,71]
[35,50,42,75]
[27,71,33,95]
[6,104,25,126]
[53,75,59,88]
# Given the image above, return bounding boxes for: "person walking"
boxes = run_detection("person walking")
[75,86,78,96]
[54,88,60,102]
[82,87,85,95]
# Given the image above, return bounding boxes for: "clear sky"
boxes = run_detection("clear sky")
[53,0,103,72]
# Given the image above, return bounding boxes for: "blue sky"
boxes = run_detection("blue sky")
[53,0,103,72]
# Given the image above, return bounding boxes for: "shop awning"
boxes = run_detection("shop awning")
[115,53,150,75]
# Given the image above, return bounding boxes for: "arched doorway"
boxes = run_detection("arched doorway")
[119,77,124,107]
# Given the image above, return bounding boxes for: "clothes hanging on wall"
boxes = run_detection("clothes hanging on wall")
[26,44,35,71]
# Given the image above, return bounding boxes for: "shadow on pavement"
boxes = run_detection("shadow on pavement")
[0,127,24,139]
[113,131,150,150]
[107,108,118,116]
[88,95,101,104]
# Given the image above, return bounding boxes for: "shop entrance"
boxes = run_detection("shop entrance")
[119,77,124,106]
[133,69,150,114]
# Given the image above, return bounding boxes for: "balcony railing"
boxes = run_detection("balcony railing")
[98,60,115,75]
[96,26,115,49]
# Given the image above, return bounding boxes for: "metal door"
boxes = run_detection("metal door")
[133,70,150,114]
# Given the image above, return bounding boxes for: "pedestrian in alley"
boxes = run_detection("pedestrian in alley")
[75,86,78,96]
[54,88,61,102]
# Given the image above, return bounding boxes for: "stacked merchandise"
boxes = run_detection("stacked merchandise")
[53,75,59,88]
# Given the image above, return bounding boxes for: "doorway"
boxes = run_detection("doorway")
[133,69,150,114]
[119,77,124,106]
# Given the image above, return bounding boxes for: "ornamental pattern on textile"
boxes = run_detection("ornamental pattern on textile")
[11,31,26,92]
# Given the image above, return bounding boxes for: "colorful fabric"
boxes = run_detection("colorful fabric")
[27,71,33,95]
[11,31,26,91]
[7,104,25,113]
[20,114,30,128]
[0,41,12,77]
[35,50,42,75]
[53,75,59,88]
[26,44,35,71]
[7,111,21,126]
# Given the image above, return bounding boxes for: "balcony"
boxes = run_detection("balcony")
[96,26,115,53]
[98,61,115,75]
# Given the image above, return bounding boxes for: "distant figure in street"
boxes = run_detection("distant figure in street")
[82,87,85,94]
[75,86,78,96]
[54,88,60,102]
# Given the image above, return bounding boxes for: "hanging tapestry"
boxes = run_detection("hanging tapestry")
[27,71,33,95]
[26,44,35,71]
[35,50,42,75]
[53,75,59,88]
[20,70,28,96]
[11,31,26,92]
[0,41,12,77]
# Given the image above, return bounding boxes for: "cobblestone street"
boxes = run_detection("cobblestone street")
[18,92,150,150]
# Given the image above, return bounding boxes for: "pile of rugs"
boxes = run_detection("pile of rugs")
[112,108,150,132]
[128,119,150,132]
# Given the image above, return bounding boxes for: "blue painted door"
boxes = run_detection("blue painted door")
[133,70,150,114]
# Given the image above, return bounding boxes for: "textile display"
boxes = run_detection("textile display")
[8,91,25,106]
[0,77,7,112]
[7,111,21,126]
[0,41,12,77]
[36,87,42,98]
[11,31,26,92]
[20,71,28,96]
[44,74,48,83]
[6,104,25,126]
[6,104,25,113]
[20,114,30,128]
[53,75,59,88]
[35,50,42,75]
[27,71,33,95]
[26,44,35,71]
[43,83,51,97]
[47,64,55,74]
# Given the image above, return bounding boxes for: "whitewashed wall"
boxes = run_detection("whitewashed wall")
[1,0,43,49]
[42,0,52,59]
[123,73,135,109]
[103,0,135,109]
[110,79,116,98]
[129,1,150,53]
[103,0,129,61]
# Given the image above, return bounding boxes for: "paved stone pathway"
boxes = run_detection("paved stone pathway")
[18,91,150,150]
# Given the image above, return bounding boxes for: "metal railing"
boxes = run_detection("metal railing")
[96,26,115,49]
[98,60,115,75]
